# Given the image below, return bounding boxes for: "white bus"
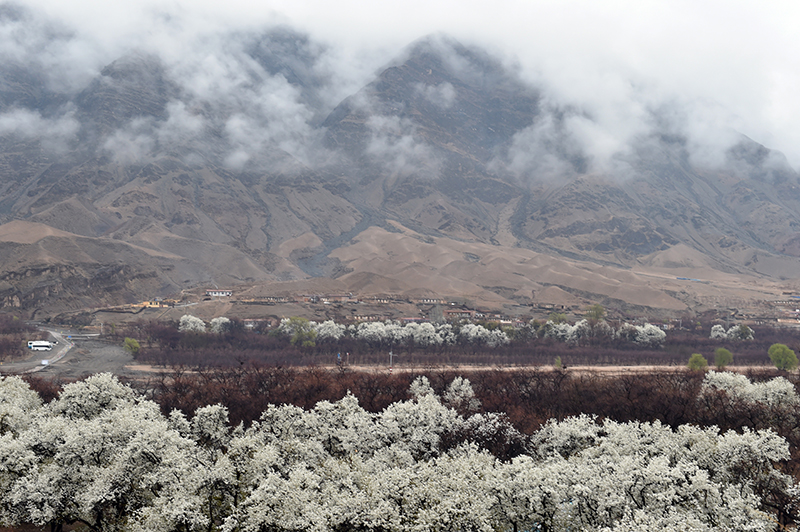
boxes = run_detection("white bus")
[27,340,53,351]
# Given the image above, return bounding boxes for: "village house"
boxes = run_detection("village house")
[206,289,233,297]
[443,308,476,320]
[352,314,389,322]
[321,294,359,304]
[416,297,448,305]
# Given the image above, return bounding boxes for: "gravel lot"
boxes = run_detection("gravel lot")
[2,335,153,379]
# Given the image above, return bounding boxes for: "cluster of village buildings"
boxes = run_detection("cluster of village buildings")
[131,288,800,330]
[199,289,555,327]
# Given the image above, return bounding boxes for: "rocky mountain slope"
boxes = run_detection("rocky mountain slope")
[1,24,798,316]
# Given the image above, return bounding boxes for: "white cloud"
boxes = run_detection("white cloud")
[365,115,441,177]
[5,0,800,169]
[102,117,156,164]
[0,107,79,152]
[415,82,456,109]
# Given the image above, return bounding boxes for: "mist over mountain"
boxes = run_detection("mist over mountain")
[2,2,800,316]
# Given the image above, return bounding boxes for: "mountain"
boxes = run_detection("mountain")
[1,27,799,318]
[321,36,539,242]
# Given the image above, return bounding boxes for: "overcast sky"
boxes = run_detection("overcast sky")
[6,0,800,169]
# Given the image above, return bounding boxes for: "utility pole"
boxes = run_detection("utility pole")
[389,350,395,374]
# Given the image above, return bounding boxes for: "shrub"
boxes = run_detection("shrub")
[123,337,140,355]
[714,347,733,369]
[687,353,708,371]
[768,343,798,371]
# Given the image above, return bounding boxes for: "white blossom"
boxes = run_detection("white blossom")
[2,375,204,532]
[191,404,232,449]
[700,371,799,407]
[566,319,591,345]
[613,322,667,346]
[543,320,574,342]
[442,377,481,413]
[435,323,456,345]
[385,321,411,345]
[459,323,509,347]
[378,393,461,461]
[726,324,755,341]
[179,314,206,333]
[49,372,138,419]
[355,321,389,345]
[314,320,345,341]
[525,415,786,531]
[710,324,727,339]
[408,376,435,400]
[0,375,793,532]
[209,316,231,334]
[0,376,42,436]
[634,323,666,347]
[616,322,639,342]
[710,323,754,341]
[405,322,443,346]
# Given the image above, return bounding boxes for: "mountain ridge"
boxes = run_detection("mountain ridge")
[1,28,799,317]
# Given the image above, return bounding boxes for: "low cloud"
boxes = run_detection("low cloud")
[155,101,205,147]
[0,107,79,152]
[415,82,456,109]
[491,104,581,181]
[365,114,441,177]
[101,117,156,164]
[95,30,333,170]
[4,0,800,177]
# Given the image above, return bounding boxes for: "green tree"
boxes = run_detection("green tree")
[286,317,317,347]
[548,312,567,324]
[714,347,733,370]
[554,356,562,369]
[586,304,605,322]
[123,337,140,355]
[768,343,798,371]
[687,353,708,371]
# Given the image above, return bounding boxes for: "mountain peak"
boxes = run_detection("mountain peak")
[323,34,539,166]
[392,34,517,90]
[75,52,179,135]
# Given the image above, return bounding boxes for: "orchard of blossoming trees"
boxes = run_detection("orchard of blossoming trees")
[120,314,798,369]
[280,317,667,348]
[2,371,800,531]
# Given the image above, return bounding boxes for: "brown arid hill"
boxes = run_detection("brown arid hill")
[1,27,800,319]
[0,220,273,315]
[325,222,784,315]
